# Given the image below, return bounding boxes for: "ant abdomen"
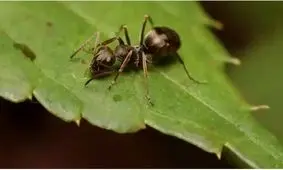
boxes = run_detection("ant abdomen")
[144,26,181,57]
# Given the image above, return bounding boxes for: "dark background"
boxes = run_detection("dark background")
[1,2,283,168]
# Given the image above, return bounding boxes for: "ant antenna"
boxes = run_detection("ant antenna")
[69,32,99,59]
[95,25,130,48]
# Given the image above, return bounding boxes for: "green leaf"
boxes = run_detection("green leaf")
[0,1,283,168]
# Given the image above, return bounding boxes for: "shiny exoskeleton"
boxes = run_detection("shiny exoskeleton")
[144,26,181,61]
[69,31,133,86]
[69,15,205,106]
[85,46,115,85]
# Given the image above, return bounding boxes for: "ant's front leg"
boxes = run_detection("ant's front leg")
[96,25,128,48]
[108,50,133,90]
[96,37,120,47]
[96,36,126,49]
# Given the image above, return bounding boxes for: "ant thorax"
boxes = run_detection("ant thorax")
[133,45,142,52]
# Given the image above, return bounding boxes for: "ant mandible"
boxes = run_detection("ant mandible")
[70,15,206,106]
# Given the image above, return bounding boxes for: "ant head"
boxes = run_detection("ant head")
[95,46,115,65]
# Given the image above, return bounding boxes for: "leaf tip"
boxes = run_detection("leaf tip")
[224,57,241,66]
[28,94,33,100]
[204,18,224,31]
[216,152,222,160]
[249,105,270,112]
[215,143,225,160]
[75,119,81,126]
[140,123,147,130]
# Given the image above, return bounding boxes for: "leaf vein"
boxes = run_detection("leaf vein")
[158,70,283,162]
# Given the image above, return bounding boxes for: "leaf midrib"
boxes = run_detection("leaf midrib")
[158,70,282,164]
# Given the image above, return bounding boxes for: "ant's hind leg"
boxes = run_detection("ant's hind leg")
[142,52,154,106]
[70,32,99,59]
[176,55,207,84]
[140,14,154,46]
[108,50,133,90]
[144,14,154,27]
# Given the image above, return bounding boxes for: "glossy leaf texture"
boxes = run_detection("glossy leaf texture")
[0,2,282,168]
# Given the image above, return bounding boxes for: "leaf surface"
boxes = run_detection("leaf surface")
[0,2,283,168]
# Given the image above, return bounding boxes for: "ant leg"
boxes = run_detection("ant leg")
[142,52,154,106]
[140,14,154,46]
[92,31,100,54]
[85,71,114,86]
[96,25,127,48]
[117,37,126,45]
[176,55,207,84]
[82,32,101,55]
[70,32,99,59]
[96,37,119,47]
[96,36,125,48]
[119,25,131,45]
[108,50,133,90]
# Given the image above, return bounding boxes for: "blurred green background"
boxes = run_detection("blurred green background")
[202,2,283,143]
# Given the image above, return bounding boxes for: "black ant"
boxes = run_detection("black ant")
[70,15,206,106]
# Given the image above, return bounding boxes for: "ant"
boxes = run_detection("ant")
[70,15,206,106]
